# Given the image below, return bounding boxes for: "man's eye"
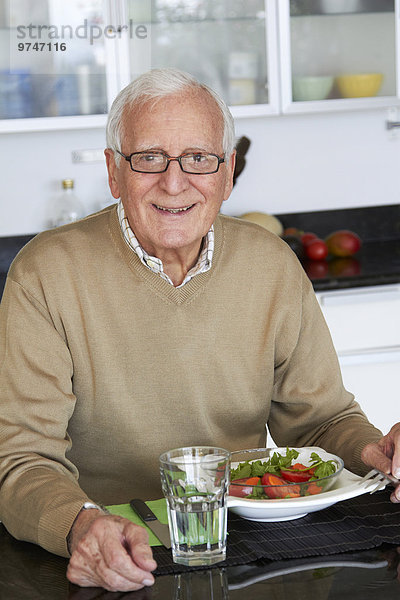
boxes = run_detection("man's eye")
[191,153,206,163]
[141,154,158,162]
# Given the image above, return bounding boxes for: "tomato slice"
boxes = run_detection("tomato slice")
[229,477,260,498]
[305,482,323,496]
[280,468,313,483]
[261,473,301,499]
[292,463,309,470]
[245,477,262,486]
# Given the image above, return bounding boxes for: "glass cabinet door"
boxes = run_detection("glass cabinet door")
[124,0,279,115]
[0,0,108,121]
[279,0,398,111]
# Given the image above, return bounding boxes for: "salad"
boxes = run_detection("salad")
[229,448,338,499]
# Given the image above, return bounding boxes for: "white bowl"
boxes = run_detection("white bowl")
[227,447,373,522]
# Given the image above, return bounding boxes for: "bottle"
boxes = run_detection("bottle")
[50,179,85,228]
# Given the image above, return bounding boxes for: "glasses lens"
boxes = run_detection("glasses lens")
[181,153,219,174]
[130,152,167,172]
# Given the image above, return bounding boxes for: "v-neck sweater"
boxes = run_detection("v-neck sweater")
[0,204,382,557]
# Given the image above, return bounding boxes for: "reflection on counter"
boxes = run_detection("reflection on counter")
[0,523,399,600]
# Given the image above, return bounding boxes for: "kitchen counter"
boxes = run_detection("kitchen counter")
[303,238,400,290]
[278,203,400,291]
[1,524,399,599]
[0,233,35,300]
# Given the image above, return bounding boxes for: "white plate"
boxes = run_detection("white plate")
[227,447,381,522]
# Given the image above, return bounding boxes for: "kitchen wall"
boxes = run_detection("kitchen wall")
[1,104,399,236]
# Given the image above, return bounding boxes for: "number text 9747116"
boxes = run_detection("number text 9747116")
[18,42,66,51]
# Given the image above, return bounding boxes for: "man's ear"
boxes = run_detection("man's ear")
[223,150,236,202]
[104,149,121,199]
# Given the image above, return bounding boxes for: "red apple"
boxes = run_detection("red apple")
[301,232,318,246]
[304,238,328,260]
[325,230,362,257]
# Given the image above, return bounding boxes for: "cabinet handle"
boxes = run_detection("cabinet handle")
[387,120,400,130]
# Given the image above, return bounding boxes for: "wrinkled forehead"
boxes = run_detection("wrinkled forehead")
[121,89,224,151]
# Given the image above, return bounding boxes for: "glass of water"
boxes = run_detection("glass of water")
[159,446,231,566]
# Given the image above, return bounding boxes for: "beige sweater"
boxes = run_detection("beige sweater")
[0,206,382,557]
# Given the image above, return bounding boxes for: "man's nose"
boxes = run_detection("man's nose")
[158,159,190,194]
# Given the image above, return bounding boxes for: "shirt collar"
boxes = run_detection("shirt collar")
[117,200,214,287]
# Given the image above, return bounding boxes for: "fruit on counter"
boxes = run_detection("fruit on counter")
[281,228,329,262]
[281,234,304,259]
[239,212,284,236]
[281,226,361,272]
[325,230,362,257]
[304,238,328,260]
[300,232,318,246]
[283,227,302,237]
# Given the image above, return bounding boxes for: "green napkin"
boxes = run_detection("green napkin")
[106,498,168,547]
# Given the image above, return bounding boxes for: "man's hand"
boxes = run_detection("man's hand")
[67,510,157,592]
[361,422,400,503]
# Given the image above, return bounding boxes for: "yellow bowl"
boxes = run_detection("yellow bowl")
[336,73,383,98]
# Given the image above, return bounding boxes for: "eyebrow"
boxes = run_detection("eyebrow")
[133,146,216,154]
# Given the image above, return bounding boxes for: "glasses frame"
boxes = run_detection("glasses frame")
[116,149,225,174]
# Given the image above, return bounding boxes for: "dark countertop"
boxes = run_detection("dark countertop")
[1,524,399,599]
[303,238,400,291]
[0,233,35,300]
[0,205,399,297]
[278,203,400,291]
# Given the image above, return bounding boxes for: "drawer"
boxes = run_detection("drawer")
[317,284,400,354]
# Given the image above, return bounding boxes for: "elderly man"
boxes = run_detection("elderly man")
[0,68,399,592]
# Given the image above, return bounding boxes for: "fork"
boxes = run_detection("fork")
[357,468,400,495]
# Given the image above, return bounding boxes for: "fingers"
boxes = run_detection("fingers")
[125,525,157,573]
[361,441,391,474]
[390,489,400,503]
[389,423,400,479]
[388,422,400,503]
[361,423,400,505]
[362,423,400,475]
[67,515,157,592]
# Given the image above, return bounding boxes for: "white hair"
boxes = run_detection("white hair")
[106,68,235,166]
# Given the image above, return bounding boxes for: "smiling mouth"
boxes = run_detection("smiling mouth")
[154,204,194,214]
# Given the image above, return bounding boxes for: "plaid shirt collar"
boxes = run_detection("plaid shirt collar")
[117,201,214,288]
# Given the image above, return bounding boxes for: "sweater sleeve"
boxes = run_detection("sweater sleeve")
[269,269,382,476]
[0,275,91,557]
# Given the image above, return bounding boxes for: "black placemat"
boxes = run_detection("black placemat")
[152,489,400,575]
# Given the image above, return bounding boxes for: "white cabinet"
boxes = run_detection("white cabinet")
[279,0,399,113]
[1,0,400,133]
[122,0,280,119]
[0,0,280,133]
[0,0,109,131]
[317,284,400,435]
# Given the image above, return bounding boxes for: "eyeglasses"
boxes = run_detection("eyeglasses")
[116,149,225,174]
